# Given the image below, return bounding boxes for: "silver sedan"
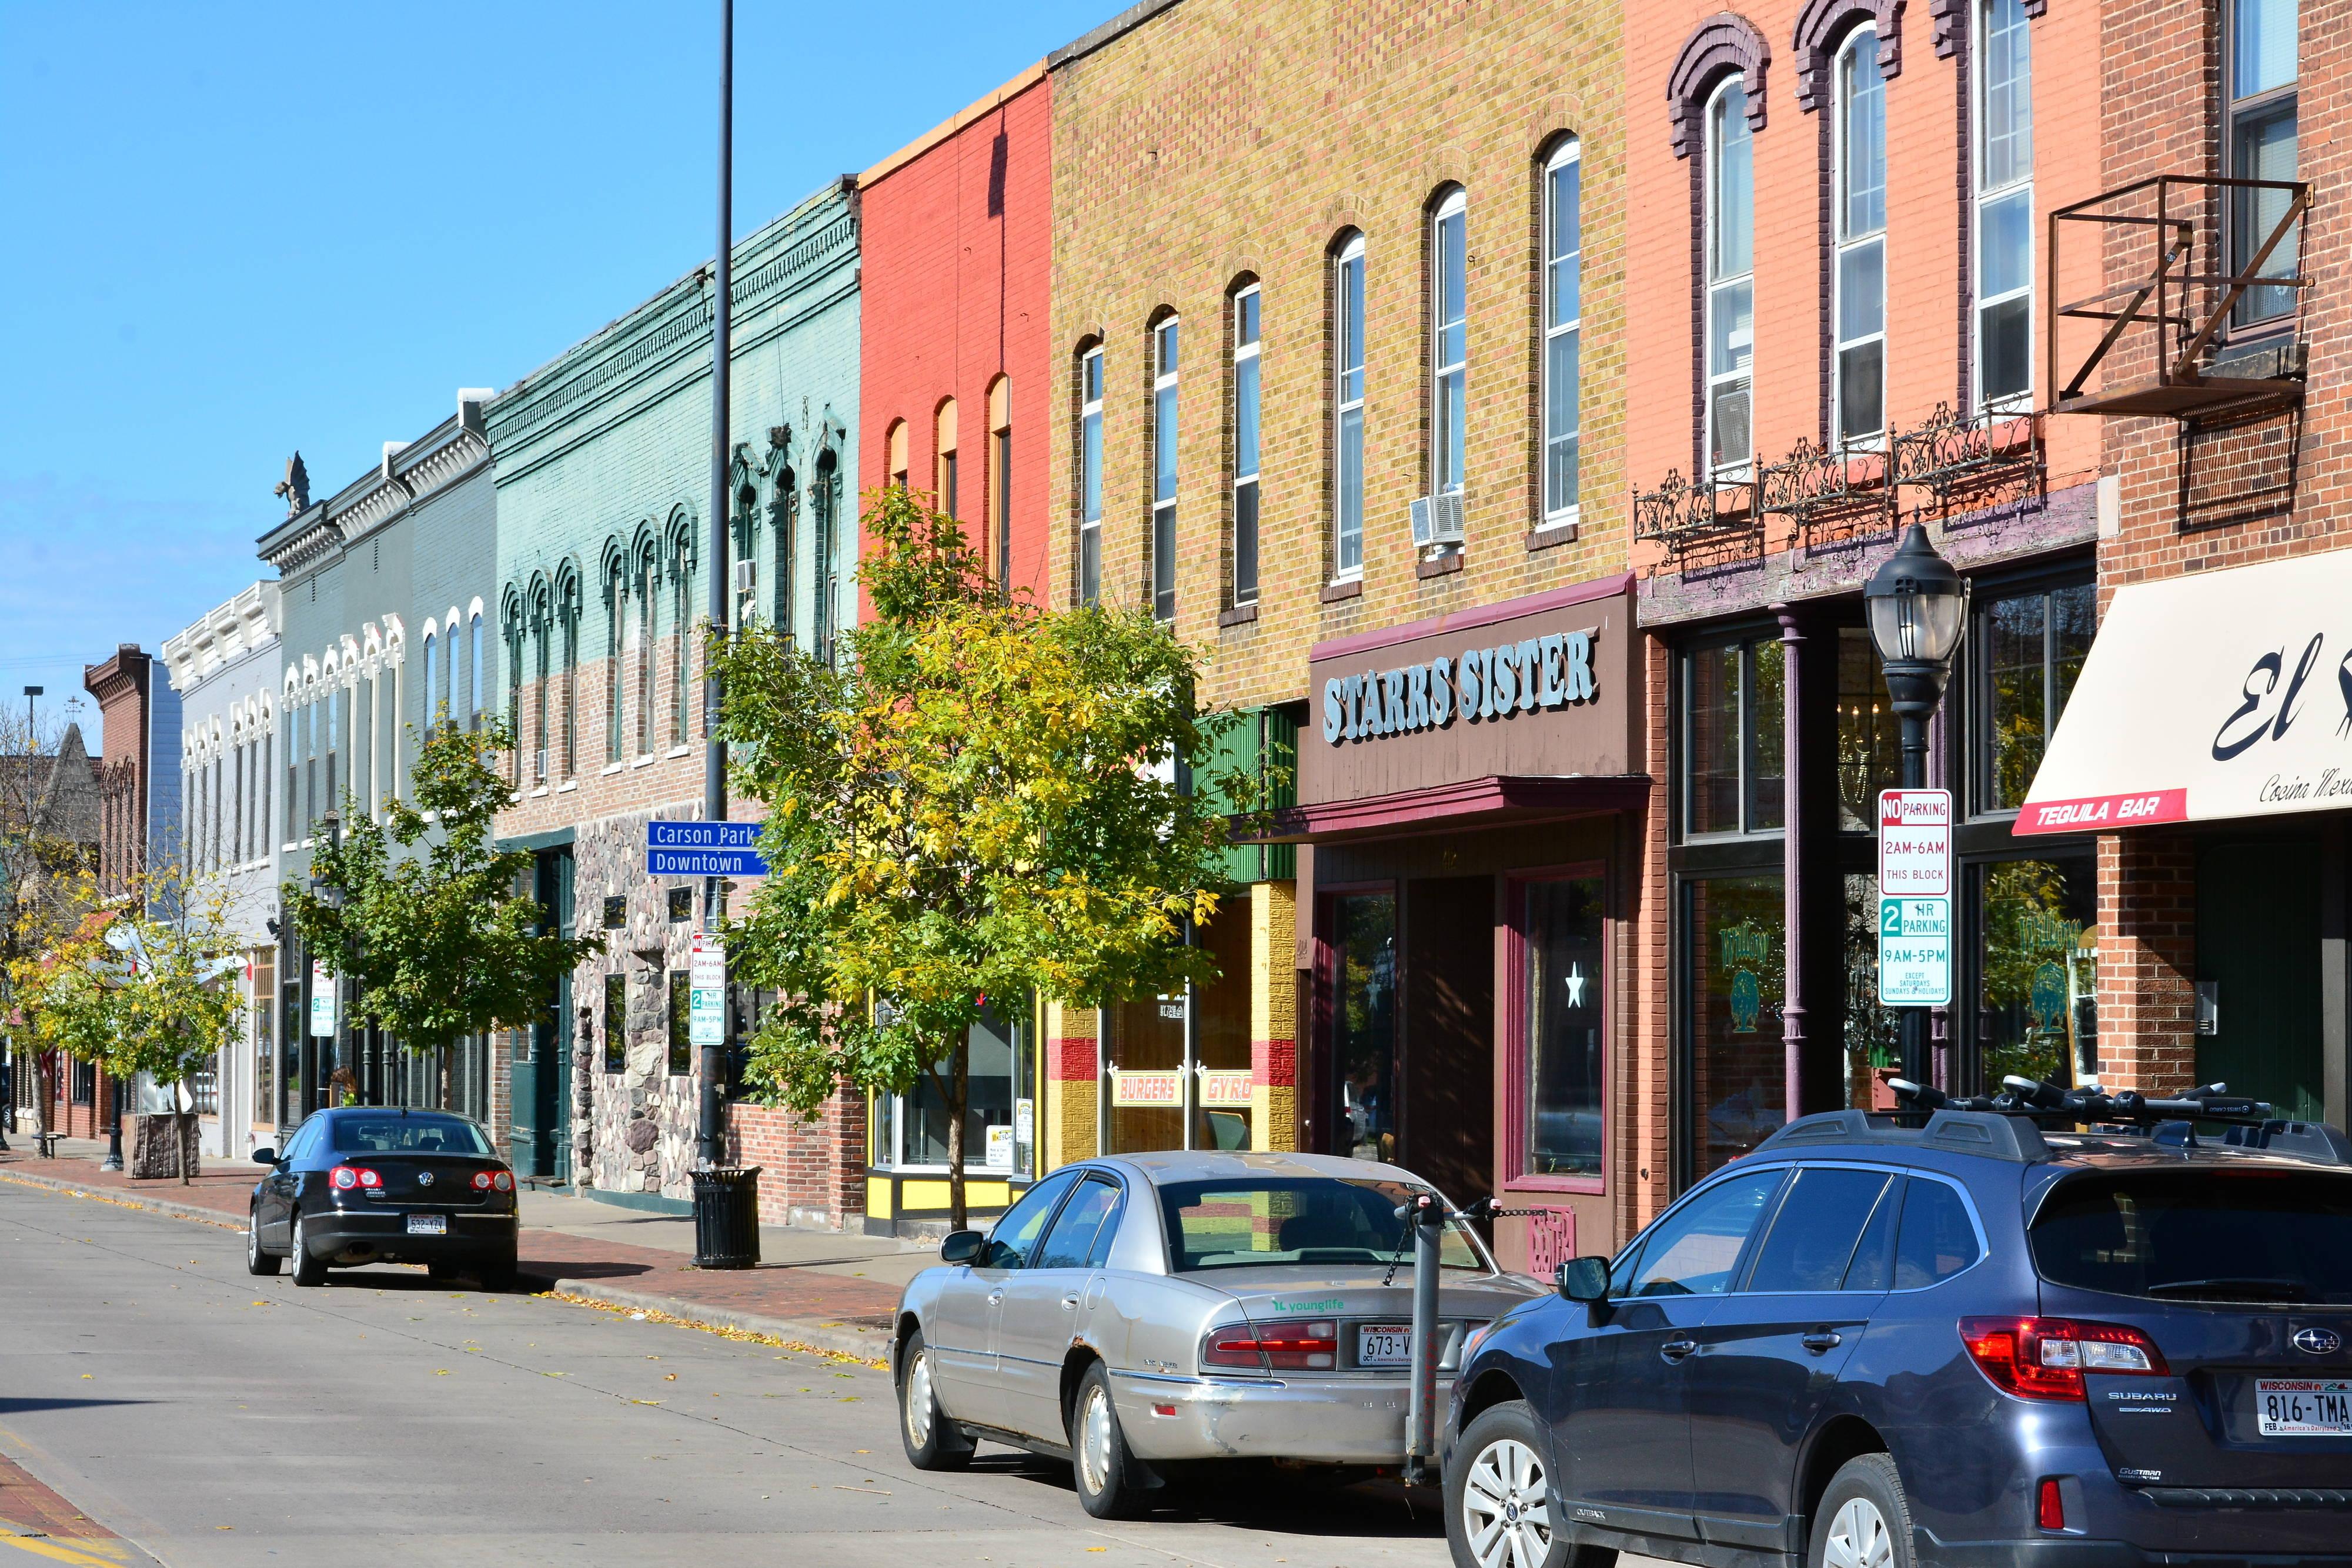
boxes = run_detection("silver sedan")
[890,1149,1546,1518]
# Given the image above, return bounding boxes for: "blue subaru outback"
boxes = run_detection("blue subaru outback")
[1442,1083,2352,1568]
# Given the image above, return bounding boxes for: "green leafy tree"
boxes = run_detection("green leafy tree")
[283,718,605,1108]
[711,487,1268,1226]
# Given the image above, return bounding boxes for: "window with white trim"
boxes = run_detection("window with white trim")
[1151,316,1178,624]
[1430,190,1468,497]
[1543,140,1583,520]
[2227,0,2299,326]
[1706,79,1756,474]
[1835,28,1887,447]
[1078,346,1104,607]
[1231,285,1261,605]
[1333,233,1367,577]
[1976,0,2034,409]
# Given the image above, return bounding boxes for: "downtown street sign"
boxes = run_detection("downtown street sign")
[646,820,769,877]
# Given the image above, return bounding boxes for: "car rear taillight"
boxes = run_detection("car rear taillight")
[493,1170,513,1192]
[329,1165,382,1191]
[1201,1321,1338,1372]
[1960,1318,2169,1402]
[2038,1477,2067,1531]
[471,1171,494,1191]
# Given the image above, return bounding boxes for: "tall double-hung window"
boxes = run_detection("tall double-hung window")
[1976,0,2034,407]
[1835,29,1888,446]
[1078,346,1104,607]
[1332,233,1367,577]
[1151,317,1178,624]
[1430,191,1468,498]
[1231,285,1262,606]
[2228,0,2300,325]
[671,535,690,747]
[604,571,624,765]
[1706,80,1756,474]
[1544,141,1583,520]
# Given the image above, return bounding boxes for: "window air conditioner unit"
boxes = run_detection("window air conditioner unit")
[533,748,549,781]
[734,560,757,596]
[1410,491,1467,549]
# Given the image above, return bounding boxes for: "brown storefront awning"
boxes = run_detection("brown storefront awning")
[1262,773,1651,844]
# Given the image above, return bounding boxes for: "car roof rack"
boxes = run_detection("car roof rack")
[1756,1106,2051,1163]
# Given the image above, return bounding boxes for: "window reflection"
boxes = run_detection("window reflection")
[1333,892,1398,1162]
[1686,874,1785,1179]
[1842,873,1901,1109]
[1837,628,1900,830]
[1979,583,2094,812]
[1977,858,2097,1089]
[1524,876,1605,1176]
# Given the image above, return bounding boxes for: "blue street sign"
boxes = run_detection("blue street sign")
[647,847,769,877]
[647,820,761,851]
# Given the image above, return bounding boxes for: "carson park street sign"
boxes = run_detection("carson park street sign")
[646,820,769,877]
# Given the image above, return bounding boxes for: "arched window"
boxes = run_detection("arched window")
[1705,77,1756,474]
[671,531,691,747]
[813,452,841,663]
[532,589,552,783]
[635,543,655,757]
[1229,283,1261,606]
[1542,138,1583,521]
[772,467,799,640]
[1976,0,2034,407]
[559,580,579,777]
[469,613,484,731]
[1076,344,1104,607]
[886,419,909,493]
[987,376,1013,591]
[935,399,960,518]
[1834,26,1888,446]
[1331,232,1367,578]
[604,559,625,765]
[422,631,437,728]
[1150,315,1179,623]
[1428,189,1469,499]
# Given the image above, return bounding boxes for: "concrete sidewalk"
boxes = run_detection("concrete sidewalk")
[0,1139,911,1362]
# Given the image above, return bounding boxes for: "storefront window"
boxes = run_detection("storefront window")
[877,1001,1034,1175]
[1521,875,1604,1177]
[1976,582,2094,813]
[1975,857,2096,1089]
[1682,634,1784,837]
[1331,892,1398,1162]
[1841,874,1901,1109]
[1685,874,1785,1179]
[1837,628,1900,830]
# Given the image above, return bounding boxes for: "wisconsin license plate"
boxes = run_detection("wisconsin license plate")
[2256,1379,2352,1436]
[405,1213,448,1236]
[1358,1325,1412,1366]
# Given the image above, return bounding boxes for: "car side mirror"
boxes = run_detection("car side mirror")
[940,1229,985,1265]
[252,1147,278,1166]
[1556,1255,1612,1305]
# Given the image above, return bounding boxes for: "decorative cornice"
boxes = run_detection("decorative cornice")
[1669,12,1773,160]
[1794,0,1905,113]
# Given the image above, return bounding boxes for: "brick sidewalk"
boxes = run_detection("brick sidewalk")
[0,1149,901,1361]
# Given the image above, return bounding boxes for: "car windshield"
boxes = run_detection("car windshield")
[1157,1176,1487,1273]
[2032,1168,2352,1305]
[329,1114,493,1156]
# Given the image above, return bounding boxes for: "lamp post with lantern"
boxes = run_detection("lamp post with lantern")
[1865,523,1970,1085]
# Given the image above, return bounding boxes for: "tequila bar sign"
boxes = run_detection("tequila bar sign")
[1321,628,1598,744]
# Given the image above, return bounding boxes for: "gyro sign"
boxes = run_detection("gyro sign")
[1320,628,1598,744]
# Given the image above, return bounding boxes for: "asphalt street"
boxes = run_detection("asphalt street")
[0,1179,1460,1568]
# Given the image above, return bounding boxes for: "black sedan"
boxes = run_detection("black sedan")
[245,1106,520,1289]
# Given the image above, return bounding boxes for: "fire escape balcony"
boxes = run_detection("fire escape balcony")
[2047,174,2310,420]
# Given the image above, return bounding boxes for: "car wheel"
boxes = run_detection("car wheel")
[1446,1400,1583,1568]
[477,1247,519,1292]
[896,1330,974,1472]
[289,1213,328,1288]
[245,1208,281,1276]
[1810,1453,1915,1568]
[1071,1362,1142,1520]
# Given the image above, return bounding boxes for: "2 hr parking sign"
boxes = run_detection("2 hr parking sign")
[1877,790,1952,1007]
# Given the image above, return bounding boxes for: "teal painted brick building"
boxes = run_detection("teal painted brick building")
[486,179,863,1205]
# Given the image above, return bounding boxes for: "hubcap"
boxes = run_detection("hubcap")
[1461,1437,1552,1568]
[1077,1386,1114,1496]
[904,1351,934,1447]
[1823,1496,1895,1568]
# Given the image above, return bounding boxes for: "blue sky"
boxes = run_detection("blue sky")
[0,0,1108,755]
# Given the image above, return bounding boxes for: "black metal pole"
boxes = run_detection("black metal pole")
[697,0,733,1174]
[1898,710,1930,1085]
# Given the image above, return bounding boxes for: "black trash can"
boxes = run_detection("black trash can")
[690,1166,763,1269]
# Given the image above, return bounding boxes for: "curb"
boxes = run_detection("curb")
[0,1166,898,1365]
[0,1168,243,1231]
[536,1279,896,1365]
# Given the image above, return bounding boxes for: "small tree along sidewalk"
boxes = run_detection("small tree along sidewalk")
[283,718,606,1108]
[712,489,1274,1228]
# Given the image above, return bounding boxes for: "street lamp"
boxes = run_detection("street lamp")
[1865,523,1970,1085]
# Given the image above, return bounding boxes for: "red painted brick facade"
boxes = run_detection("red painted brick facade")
[858,67,1055,602]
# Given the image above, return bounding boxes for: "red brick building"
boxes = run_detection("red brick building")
[1622,0,2113,1188]
[858,64,1055,601]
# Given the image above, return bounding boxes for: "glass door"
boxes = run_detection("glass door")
[1325,890,1398,1163]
